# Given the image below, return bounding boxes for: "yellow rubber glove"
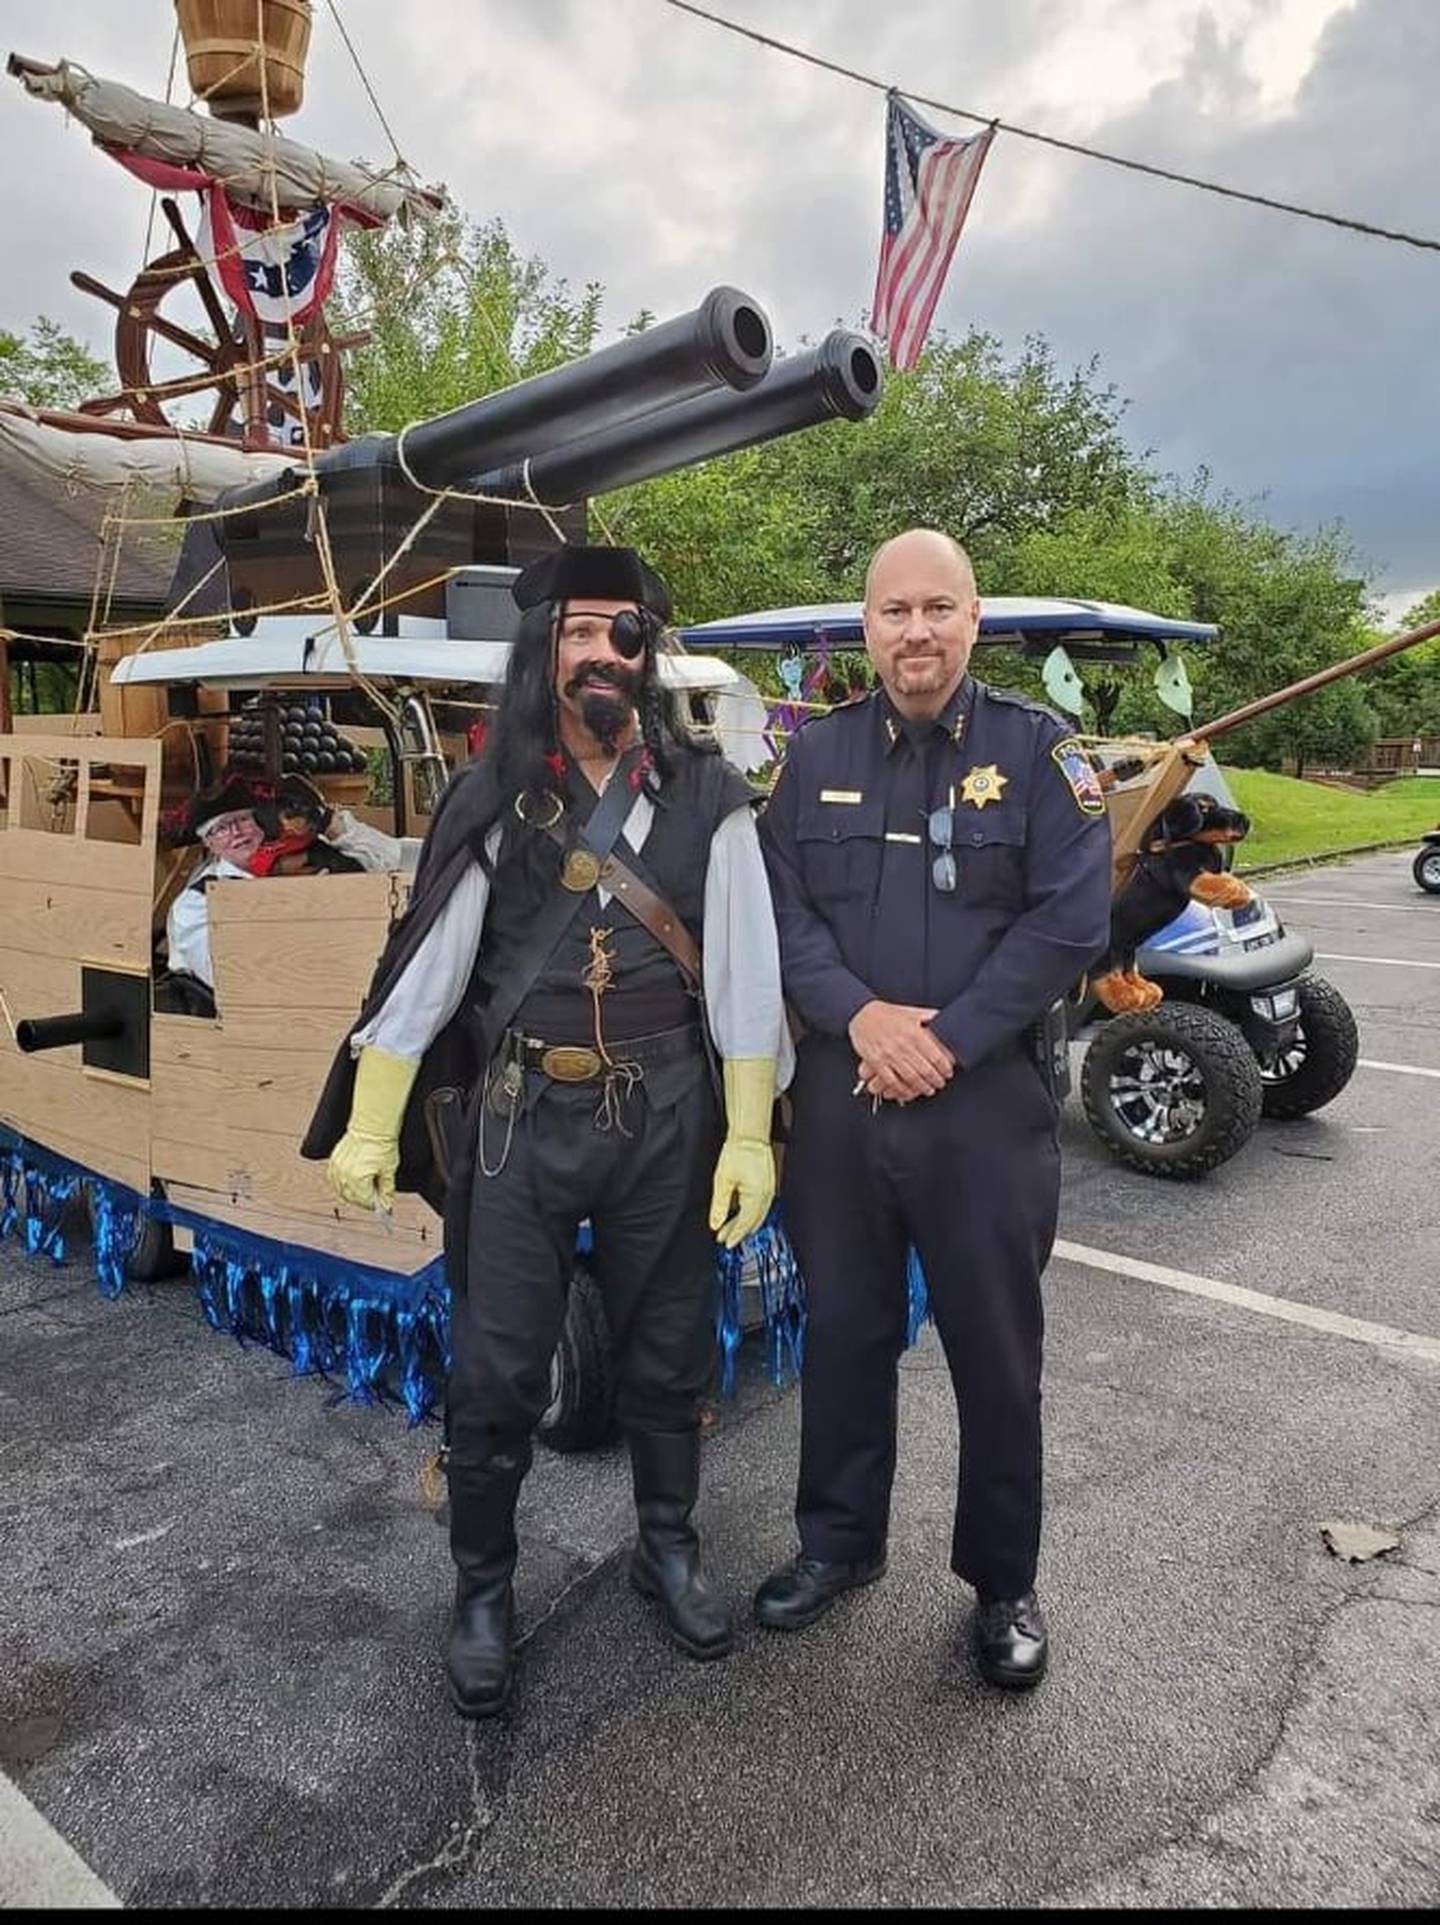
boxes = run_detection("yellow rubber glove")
[708,1056,777,1250]
[326,1045,420,1212]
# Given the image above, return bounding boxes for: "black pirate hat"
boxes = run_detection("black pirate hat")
[511,544,672,624]
[183,776,260,841]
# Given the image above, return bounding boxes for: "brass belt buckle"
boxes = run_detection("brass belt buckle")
[540,1045,603,1082]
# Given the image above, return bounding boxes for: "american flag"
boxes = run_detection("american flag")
[871,94,995,372]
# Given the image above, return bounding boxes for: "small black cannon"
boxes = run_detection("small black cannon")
[175,289,884,630]
[14,967,149,1081]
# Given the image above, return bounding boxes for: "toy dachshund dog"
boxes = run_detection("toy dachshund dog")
[1092,792,1254,1013]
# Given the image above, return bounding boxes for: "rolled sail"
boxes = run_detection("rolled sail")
[6,54,446,224]
[0,402,293,502]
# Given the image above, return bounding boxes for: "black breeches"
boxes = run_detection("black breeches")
[445,1069,724,1471]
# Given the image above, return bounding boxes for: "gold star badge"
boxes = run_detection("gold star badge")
[959,765,1008,810]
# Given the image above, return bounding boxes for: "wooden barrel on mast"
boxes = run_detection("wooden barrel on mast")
[174,0,313,121]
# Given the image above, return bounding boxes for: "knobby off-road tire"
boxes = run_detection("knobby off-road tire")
[1260,975,1360,1119]
[1081,1002,1264,1179]
[537,1260,618,1454]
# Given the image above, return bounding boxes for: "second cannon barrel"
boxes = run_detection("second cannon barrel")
[470,330,884,506]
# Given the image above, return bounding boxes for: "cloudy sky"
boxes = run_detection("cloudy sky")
[3,0,1435,617]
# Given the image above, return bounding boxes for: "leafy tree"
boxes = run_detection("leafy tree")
[1362,588,1440,739]
[334,209,605,434]
[1128,481,1376,768]
[1004,500,1192,620]
[0,317,108,409]
[1225,679,1378,780]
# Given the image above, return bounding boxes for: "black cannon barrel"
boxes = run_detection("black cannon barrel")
[470,330,883,506]
[16,1011,123,1054]
[398,285,772,489]
[213,286,774,521]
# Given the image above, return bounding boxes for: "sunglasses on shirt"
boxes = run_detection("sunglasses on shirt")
[927,802,958,893]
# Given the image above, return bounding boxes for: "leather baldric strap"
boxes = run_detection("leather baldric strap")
[594,849,702,986]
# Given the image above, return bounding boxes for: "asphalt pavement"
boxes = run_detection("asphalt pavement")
[2,848,1437,1908]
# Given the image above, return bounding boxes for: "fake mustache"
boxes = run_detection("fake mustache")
[563,661,642,701]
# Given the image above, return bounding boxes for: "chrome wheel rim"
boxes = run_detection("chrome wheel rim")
[1108,1040,1208,1143]
[1259,1026,1307,1084]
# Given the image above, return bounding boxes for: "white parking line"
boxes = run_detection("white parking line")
[1053,1240,1440,1365]
[1358,1058,1440,1080]
[1264,895,1434,912]
[0,1769,120,1908]
[1314,953,1440,970]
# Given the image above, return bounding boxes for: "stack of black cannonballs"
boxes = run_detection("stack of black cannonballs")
[226,702,369,780]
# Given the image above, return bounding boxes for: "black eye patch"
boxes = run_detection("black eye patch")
[609,609,650,660]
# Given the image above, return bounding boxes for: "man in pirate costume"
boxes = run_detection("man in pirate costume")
[303,545,787,1718]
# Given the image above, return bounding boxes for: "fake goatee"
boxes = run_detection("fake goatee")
[566,661,642,756]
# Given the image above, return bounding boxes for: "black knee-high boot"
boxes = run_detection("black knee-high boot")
[445,1451,526,1718]
[628,1429,734,1660]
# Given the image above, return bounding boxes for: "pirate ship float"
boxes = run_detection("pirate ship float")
[0,0,882,1418]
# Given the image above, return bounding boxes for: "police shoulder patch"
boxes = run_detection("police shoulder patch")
[1051,737,1107,816]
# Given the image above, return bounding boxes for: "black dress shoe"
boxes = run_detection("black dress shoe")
[973,1589,1048,1689]
[753,1552,887,1631]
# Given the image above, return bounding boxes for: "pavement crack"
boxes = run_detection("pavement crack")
[1037,1579,1357,1906]
[373,1719,510,1908]
[368,1551,621,1907]
[516,1547,619,1648]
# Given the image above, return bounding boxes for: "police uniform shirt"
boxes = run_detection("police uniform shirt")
[758,678,1113,1065]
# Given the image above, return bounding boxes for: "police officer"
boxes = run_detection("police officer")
[754,528,1112,1688]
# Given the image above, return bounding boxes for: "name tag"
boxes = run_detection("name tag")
[819,789,864,804]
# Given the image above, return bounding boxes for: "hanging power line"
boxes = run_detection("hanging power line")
[663,0,1440,257]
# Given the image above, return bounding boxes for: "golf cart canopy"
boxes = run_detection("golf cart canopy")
[680,597,1218,661]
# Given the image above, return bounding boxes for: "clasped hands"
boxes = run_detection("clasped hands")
[849,999,956,1105]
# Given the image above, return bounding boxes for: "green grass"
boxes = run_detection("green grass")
[1222,767,1440,870]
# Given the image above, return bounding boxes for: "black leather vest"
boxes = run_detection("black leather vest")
[475,747,753,1046]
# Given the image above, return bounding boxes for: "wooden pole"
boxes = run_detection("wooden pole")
[1194,616,1440,745]
[0,628,11,736]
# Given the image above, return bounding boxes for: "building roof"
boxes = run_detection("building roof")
[0,442,176,632]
